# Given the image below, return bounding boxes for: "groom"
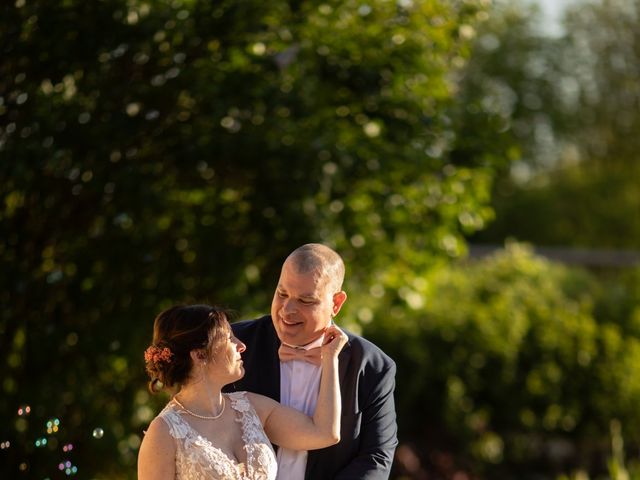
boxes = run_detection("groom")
[229,243,398,479]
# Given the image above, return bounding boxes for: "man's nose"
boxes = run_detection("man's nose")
[283,298,297,314]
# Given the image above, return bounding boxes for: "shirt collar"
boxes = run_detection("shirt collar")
[282,333,325,351]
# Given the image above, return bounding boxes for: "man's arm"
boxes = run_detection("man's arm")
[335,362,398,480]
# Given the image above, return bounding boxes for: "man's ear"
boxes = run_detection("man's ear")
[332,291,348,317]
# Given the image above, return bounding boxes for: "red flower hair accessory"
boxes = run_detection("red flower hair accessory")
[144,345,173,364]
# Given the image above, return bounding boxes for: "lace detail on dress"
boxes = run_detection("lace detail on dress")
[158,391,277,480]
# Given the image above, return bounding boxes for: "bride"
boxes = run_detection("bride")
[137,304,347,479]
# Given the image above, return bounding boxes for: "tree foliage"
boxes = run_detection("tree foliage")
[463,0,640,249]
[366,244,640,478]
[1,0,496,477]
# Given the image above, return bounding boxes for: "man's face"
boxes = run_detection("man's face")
[271,260,345,346]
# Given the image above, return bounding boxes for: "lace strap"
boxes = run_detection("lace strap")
[158,403,190,440]
[228,391,264,444]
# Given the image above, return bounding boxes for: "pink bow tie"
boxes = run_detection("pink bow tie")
[278,344,322,366]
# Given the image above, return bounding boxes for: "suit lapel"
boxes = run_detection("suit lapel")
[305,339,352,479]
[338,338,352,387]
[262,319,282,402]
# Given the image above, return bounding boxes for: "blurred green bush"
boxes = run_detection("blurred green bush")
[364,243,640,478]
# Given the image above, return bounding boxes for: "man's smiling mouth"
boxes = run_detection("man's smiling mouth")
[282,318,302,326]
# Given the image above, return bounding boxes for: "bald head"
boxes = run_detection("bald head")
[284,243,345,293]
[272,244,347,345]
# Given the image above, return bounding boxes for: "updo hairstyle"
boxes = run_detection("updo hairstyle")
[144,304,230,393]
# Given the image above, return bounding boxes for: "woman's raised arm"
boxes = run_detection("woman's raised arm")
[250,324,347,450]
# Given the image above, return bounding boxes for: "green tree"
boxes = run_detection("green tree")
[465,0,640,249]
[0,0,497,477]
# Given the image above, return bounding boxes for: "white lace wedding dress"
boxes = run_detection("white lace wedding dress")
[158,391,277,480]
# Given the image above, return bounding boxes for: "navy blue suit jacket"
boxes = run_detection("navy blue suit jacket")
[227,315,398,480]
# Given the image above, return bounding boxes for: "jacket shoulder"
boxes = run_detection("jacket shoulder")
[230,315,279,351]
[344,330,396,373]
[231,315,272,334]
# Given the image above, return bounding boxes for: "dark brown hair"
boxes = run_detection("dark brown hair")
[144,304,230,393]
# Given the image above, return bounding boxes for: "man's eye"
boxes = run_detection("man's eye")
[300,299,314,305]
[278,292,287,298]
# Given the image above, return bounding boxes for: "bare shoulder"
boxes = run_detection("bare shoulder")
[244,391,278,409]
[147,414,171,434]
[141,415,174,452]
[244,392,278,423]
[138,414,176,479]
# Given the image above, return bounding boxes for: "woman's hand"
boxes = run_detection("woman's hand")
[321,324,348,361]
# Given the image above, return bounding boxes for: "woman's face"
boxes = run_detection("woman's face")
[207,327,246,384]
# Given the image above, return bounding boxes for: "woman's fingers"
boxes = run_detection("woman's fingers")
[322,324,348,353]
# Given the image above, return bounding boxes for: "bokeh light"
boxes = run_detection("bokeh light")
[17,405,31,416]
[58,460,78,476]
[34,437,48,447]
[46,418,60,434]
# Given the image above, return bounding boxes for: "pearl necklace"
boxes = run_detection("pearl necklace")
[173,395,225,420]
